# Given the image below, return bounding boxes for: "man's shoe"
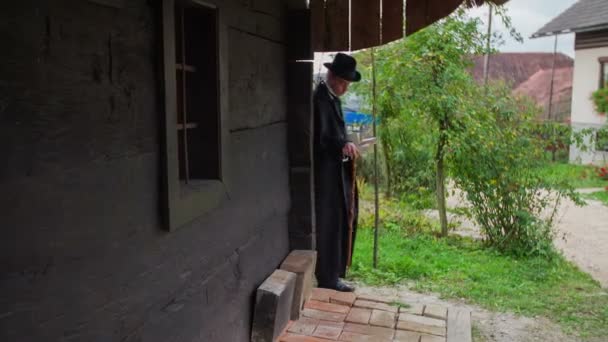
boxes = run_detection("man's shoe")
[334,280,355,292]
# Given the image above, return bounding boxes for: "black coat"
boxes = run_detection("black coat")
[313,82,358,287]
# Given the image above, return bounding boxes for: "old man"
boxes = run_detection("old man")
[313,53,361,292]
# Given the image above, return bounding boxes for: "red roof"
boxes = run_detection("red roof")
[471,52,573,89]
[513,67,573,121]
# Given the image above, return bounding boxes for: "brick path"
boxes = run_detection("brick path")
[278,288,469,342]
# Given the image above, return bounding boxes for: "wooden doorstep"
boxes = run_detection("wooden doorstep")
[446,308,472,342]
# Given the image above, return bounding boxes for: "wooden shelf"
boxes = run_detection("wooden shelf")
[176,64,196,72]
[177,123,198,130]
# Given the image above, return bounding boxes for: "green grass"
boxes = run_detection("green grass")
[537,162,606,189]
[472,324,487,342]
[583,190,608,206]
[349,228,608,340]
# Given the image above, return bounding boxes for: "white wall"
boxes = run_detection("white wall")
[569,123,608,165]
[571,46,608,125]
[569,45,608,164]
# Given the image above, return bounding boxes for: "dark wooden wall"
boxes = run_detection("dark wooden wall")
[575,29,608,50]
[0,0,290,341]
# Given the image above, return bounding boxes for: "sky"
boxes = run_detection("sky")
[468,0,578,57]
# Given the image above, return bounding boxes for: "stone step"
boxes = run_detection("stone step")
[446,308,472,342]
[277,291,471,342]
[280,250,317,320]
[251,269,297,342]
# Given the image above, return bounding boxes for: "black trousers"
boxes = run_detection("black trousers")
[315,196,348,287]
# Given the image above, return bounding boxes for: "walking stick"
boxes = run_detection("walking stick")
[347,157,356,268]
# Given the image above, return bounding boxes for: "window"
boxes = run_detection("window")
[161,0,226,230]
[596,130,608,152]
[175,1,220,182]
[600,57,608,88]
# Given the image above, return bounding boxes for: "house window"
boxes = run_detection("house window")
[600,57,608,88]
[161,0,226,231]
[175,1,220,182]
[596,130,608,152]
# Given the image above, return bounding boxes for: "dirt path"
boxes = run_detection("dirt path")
[553,189,608,288]
[355,284,580,342]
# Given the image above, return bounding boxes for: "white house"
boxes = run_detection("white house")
[533,0,608,164]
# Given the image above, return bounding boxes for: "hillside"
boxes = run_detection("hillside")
[513,67,573,121]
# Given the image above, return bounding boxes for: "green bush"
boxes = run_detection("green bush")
[591,83,608,114]
[355,119,436,208]
[351,9,585,251]
[533,121,572,163]
[356,149,386,188]
[450,85,582,257]
[357,185,436,235]
[380,116,437,208]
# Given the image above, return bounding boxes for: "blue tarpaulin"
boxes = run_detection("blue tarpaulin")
[344,111,374,125]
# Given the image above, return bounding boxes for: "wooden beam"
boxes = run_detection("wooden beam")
[351,0,380,51]
[286,0,308,10]
[324,0,349,51]
[310,0,326,52]
[287,10,312,60]
[87,0,124,8]
[311,0,509,50]
[406,0,462,36]
[161,0,180,230]
[382,0,404,44]
[287,62,313,168]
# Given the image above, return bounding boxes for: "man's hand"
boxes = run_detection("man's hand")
[342,142,360,159]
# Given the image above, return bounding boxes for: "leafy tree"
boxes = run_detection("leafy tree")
[352,6,584,255]
[450,84,582,256]
[355,10,487,236]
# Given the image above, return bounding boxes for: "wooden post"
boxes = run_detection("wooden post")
[286,2,315,250]
[372,47,379,269]
[548,34,559,120]
[548,34,559,161]
[483,4,493,86]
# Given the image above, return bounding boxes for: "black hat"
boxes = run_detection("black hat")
[324,53,361,82]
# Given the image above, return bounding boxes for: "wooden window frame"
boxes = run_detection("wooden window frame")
[600,57,608,88]
[161,0,230,231]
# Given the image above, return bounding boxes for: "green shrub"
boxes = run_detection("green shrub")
[355,120,436,209]
[357,185,436,235]
[591,83,608,114]
[356,147,387,195]
[450,86,582,257]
